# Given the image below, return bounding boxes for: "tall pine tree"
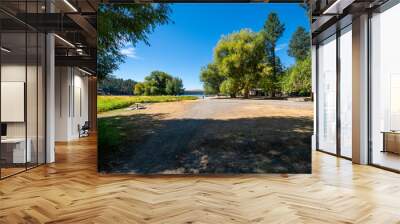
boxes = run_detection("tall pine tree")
[262,12,285,97]
[288,27,310,61]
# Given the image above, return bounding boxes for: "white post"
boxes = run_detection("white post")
[352,14,369,164]
[312,45,317,151]
[46,0,55,163]
[46,33,55,163]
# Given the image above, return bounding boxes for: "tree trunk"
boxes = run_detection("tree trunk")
[230,94,236,98]
[243,87,249,99]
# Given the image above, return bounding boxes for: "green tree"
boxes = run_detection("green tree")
[257,63,273,95]
[299,3,311,21]
[282,54,311,96]
[200,63,225,95]
[98,75,136,95]
[220,79,240,98]
[262,12,285,97]
[143,82,152,96]
[97,4,171,80]
[134,71,185,96]
[144,71,173,95]
[134,83,145,95]
[257,56,286,96]
[214,29,266,98]
[174,78,184,95]
[166,77,184,95]
[288,27,310,61]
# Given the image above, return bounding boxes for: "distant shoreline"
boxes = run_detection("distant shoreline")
[183,90,205,97]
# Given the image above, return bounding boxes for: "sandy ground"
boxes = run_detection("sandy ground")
[98,98,313,174]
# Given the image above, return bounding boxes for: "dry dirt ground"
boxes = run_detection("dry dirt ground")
[98,98,313,174]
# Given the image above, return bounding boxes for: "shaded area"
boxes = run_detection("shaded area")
[98,113,312,174]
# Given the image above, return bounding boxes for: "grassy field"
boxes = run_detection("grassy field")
[97,95,198,113]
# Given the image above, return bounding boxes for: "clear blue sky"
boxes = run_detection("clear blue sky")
[113,3,309,90]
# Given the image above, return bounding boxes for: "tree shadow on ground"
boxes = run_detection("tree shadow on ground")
[98,113,312,174]
[211,96,289,101]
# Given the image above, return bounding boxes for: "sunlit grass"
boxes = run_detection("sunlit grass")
[97,95,198,113]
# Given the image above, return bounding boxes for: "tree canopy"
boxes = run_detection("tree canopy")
[282,25,311,96]
[214,29,267,98]
[97,4,171,80]
[98,75,136,95]
[262,12,285,97]
[288,27,310,61]
[200,12,311,98]
[144,71,173,95]
[282,53,311,96]
[262,13,285,48]
[220,78,240,98]
[166,77,184,95]
[134,71,184,96]
[200,63,225,95]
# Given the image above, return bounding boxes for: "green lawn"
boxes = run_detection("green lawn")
[97,95,198,113]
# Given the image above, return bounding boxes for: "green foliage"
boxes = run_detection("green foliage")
[97,49,124,81]
[144,71,173,95]
[198,15,311,98]
[134,83,145,95]
[98,75,136,95]
[200,63,225,95]
[214,29,267,98]
[262,12,285,97]
[288,27,310,61]
[262,13,285,47]
[258,57,284,95]
[97,4,171,80]
[283,26,311,96]
[299,3,311,21]
[281,54,311,96]
[219,78,240,97]
[166,77,184,95]
[258,63,274,95]
[198,13,310,98]
[134,71,184,96]
[97,95,198,112]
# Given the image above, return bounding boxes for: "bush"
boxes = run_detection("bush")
[281,55,311,96]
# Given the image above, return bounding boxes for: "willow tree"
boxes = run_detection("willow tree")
[214,29,266,98]
[200,63,225,95]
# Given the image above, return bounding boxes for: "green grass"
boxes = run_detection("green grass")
[97,95,198,113]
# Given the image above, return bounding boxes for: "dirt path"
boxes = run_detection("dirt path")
[99,98,313,174]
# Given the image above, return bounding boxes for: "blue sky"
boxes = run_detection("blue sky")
[113,3,309,90]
